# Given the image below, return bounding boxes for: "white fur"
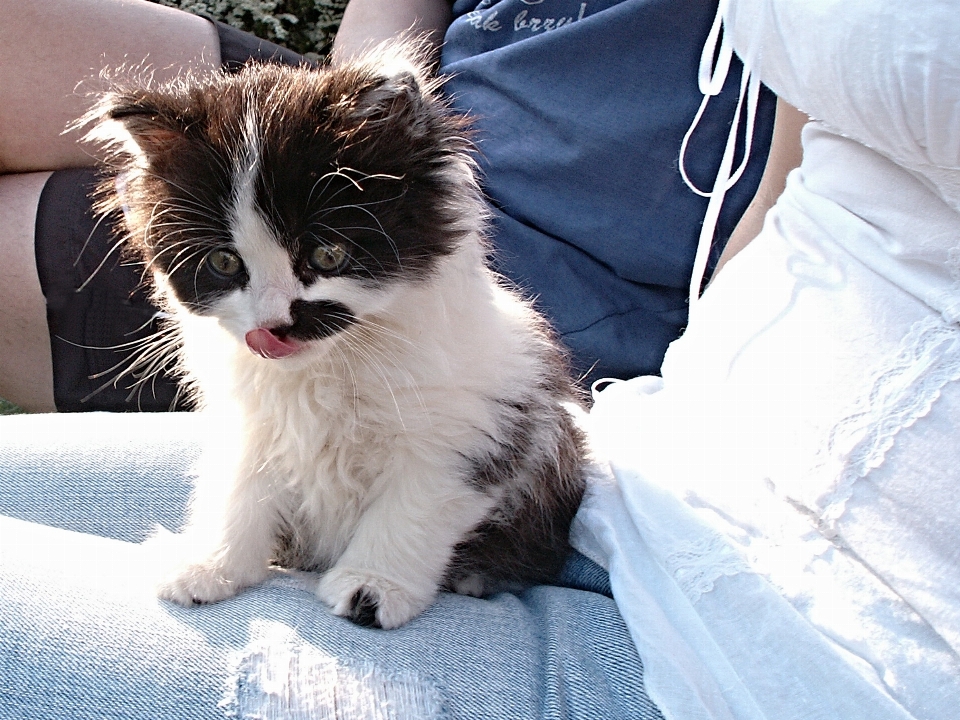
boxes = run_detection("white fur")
[154,168,547,627]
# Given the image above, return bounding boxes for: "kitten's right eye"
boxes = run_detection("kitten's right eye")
[206,248,244,278]
[309,242,349,273]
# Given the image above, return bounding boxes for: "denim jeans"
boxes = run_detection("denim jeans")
[0,412,662,719]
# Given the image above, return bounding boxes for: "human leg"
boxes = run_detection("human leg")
[0,412,198,540]
[331,0,452,62]
[0,173,55,412]
[0,411,662,719]
[0,0,219,174]
[1,519,658,720]
[1,167,171,414]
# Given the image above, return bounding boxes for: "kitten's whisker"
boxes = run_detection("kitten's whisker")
[307,168,402,217]
[326,340,362,419]
[337,166,404,184]
[75,200,117,268]
[144,234,218,268]
[306,170,352,208]
[76,228,129,293]
[333,168,364,192]
[166,246,214,278]
[335,315,430,428]
[142,201,224,245]
[339,332,408,431]
[312,223,396,275]
[310,189,406,218]
[55,323,169,355]
[147,193,221,216]
[353,315,418,350]
[77,321,182,405]
[312,215,402,272]
[327,203,396,252]
[358,313,431,415]
[308,175,363,212]
[146,173,230,214]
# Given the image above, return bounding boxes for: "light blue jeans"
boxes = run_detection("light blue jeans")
[0,412,662,719]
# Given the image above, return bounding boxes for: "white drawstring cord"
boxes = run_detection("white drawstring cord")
[678,0,763,310]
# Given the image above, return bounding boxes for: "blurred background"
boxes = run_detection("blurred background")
[151,0,347,60]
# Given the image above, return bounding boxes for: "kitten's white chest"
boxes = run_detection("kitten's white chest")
[227,350,420,568]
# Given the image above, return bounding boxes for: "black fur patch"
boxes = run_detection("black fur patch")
[445,401,587,592]
[348,589,381,628]
[465,403,535,491]
[279,299,356,341]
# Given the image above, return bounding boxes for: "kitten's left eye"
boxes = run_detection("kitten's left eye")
[206,248,244,278]
[310,243,348,272]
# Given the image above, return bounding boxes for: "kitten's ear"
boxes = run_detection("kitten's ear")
[80,89,191,164]
[344,42,439,125]
[361,61,425,117]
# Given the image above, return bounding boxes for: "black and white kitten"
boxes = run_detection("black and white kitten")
[85,46,586,628]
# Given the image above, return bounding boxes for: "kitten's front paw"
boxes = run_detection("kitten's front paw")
[157,560,245,606]
[146,532,266,606]
[317,567,435,629]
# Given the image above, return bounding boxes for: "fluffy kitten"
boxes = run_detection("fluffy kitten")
[84,47,586,629]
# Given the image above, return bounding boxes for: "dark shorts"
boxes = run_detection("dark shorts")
[34,22,306,412]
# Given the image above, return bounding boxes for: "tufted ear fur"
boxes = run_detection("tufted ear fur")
[356,61,424,117]
[75,80,209,258]
[330,40,443,137]
[80,86,196,167]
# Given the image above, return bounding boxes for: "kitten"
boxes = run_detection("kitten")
[84,46,587,629]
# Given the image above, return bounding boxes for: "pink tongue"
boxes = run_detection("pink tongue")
[244,328,303,359]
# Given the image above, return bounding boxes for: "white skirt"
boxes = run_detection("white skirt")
[575,125,960,720]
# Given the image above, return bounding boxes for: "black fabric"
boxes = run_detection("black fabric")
[214,20,310,72]
[34,168,186,412]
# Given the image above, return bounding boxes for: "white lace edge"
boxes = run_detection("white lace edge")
[664,531,753,604]
[821,312,960,524]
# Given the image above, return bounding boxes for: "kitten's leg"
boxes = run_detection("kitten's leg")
[317,463,495,629]
[153,442,279,605]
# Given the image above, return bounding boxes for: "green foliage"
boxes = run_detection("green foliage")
[0,398,24,415]
[151,0,347,60]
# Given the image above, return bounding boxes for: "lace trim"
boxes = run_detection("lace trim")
[664,532,751,604]
[821,312,960,523]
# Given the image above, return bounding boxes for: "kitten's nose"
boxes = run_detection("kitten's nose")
[245,327,303,359]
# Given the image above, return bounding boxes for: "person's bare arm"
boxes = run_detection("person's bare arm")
[0,0,218,175]
[712,97,808,275]
[331,0,452,63]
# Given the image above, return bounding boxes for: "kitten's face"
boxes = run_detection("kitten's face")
[90,55,473,360]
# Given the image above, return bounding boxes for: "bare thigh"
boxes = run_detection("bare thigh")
[0,172,55,412]
[0,0,219,173]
